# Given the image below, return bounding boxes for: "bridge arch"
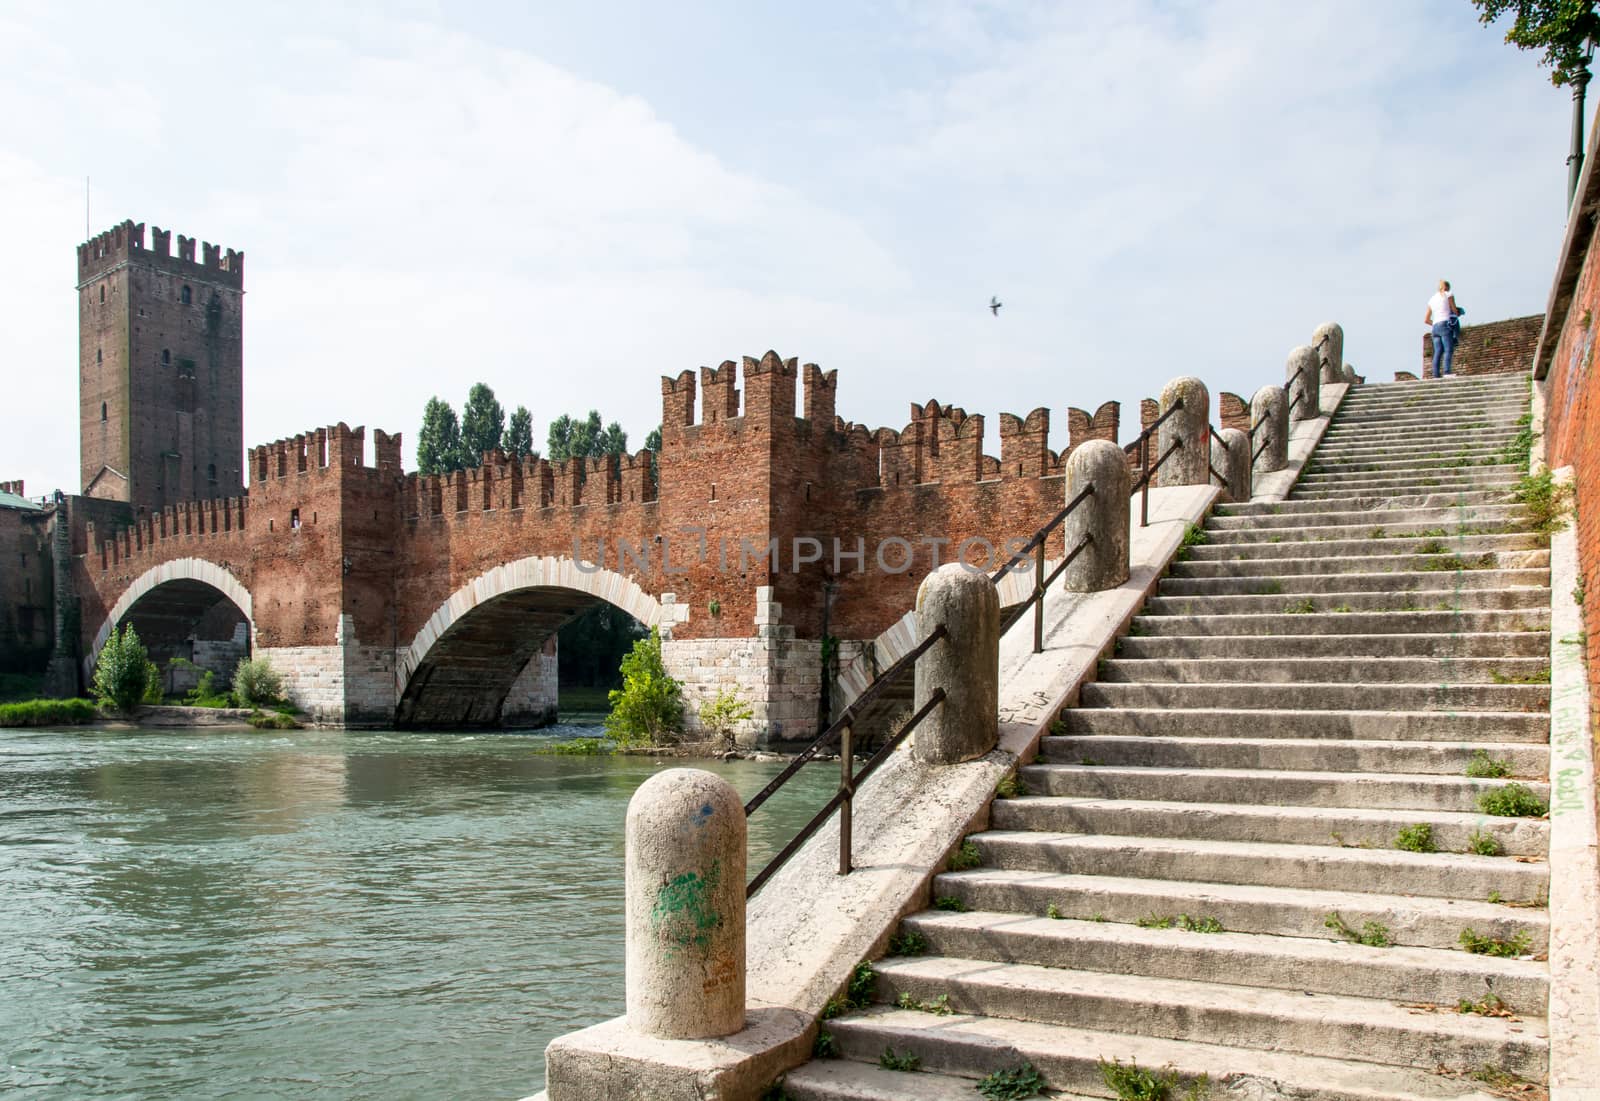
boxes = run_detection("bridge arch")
[395,556,669,728]
[86,557,255,682]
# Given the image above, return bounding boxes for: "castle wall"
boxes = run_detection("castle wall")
[1420,313,1543,378]
[0,504,54,674]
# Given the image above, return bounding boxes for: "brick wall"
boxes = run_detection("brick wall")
[0,505,54,672]
[1420,313,1543,378]
[1537,233,1600,740]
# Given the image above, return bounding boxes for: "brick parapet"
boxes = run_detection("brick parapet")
[1421,314,1543,377]
[77,219,244,290]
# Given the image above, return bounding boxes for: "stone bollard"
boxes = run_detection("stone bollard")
[913,563,999,766]
[1216,427,1251,503]
[1155,376,1210,487]
[1062,439,1129,591]
[625,768,746,1040]
[1343,362,1357,386]
[1287,345,1321,422]
[1315,322,1344,385]
[1251,385,1288,474]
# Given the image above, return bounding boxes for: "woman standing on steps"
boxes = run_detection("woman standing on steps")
[1424,279,1461,379]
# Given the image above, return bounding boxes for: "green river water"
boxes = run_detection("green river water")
[0,721,839,1099]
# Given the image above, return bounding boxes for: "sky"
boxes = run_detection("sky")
[0,0,1577,496]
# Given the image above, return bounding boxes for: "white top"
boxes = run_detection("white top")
[1428,291,1455,324]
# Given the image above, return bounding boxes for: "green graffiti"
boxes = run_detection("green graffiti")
[649,861,723,956]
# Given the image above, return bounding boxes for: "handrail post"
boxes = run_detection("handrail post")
[1139,431,1149,528]
[1157,377,1210,487]
[1250,384,1288,476]
[1064,442,1128,591]
[1314,322,1344,384]
[913,564,1000,765]
[1287,344,1320,422]
[1032,536,1045,654]
[838,723,853,875]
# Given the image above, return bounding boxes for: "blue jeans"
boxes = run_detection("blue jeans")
[1430,320,1457,377]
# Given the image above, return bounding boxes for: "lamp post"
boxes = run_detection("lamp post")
[1568,41,1595,210]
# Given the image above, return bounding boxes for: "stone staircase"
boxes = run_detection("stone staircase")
[783,375,1552,1100]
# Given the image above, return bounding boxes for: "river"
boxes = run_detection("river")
[0,720,839,1099]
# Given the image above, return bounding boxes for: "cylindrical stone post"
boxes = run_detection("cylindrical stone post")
[1342,362,1357,386]
[1217,427,1251,503]
[1314,321,1344,385]
[1062,439,1129,591]
[625,768,746,1040]
[1287,345,1320,422]
[1251,385,1288,474]
[913,563,999,766]
[1156,376,1210,487]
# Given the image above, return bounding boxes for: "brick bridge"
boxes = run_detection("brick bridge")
[74,353,1253,741]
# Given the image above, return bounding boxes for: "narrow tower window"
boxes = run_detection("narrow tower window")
[100,402,107,422]
[180,285,192,305]
[99,285,105,303]
[207,463,217,485]
[162,349,170,365]
[96,349,102,364]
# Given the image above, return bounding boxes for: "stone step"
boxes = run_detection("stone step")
[1165,554,1548,579]
[992,792,1548,854]
[1294,468,1520,487]
[1306,457,1521,476]
[1143,588,1547,616]
[867,954,1547,1075]
[1329,403,1530,425]
[1310,442,1519,462]
[1205,503,1523,531]
[1182,533,1542,562]
[823,1008,1530,1100]
[1338,392,1529,412]
[970,831,1549,901]
[1040,733,1546,777]
[934,868,1548,952]
[782,1061,1081,1101]
[1054,706,1549,743]
[1215,495,1515,518]
[1287,488,1517,505]
[1020,762,1549,812]
[1127,607,1550,635]
[1098,654,1550,685]
[1285,478,1518,499]
[1080,680,1548,713]
[1156,569,1550,597]
[1202,519,1520,545]
[898,909,1548,1009]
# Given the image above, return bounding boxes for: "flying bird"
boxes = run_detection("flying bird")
[989,296,1003,316]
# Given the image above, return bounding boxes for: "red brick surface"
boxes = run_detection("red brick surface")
[1419,314,1543,379]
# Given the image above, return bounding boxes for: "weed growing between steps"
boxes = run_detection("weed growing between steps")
[1284,598,1316,614]
[977,1062,1048,1100]
[1173,524,1208,562]
[895,991,952,1015]
[1513,469,1571,534]
[1466,749,1513,777]
[888,929,926,956]
[1394,824,1437,852]
[1418,552,1496,572]
[1324,912,1393,947]
[933,896,969,912]
[1496,414,1536,467]
[1477,783,1548,817]
[1047,903,1063,919]
[1470,830,1507,857]
[1135,913,1225,933]
[812,1028,838,1058]
[878,1046,921,1071]
[1457,993,1516,1018]
[1490,667,1550,685]
[948,838,981,871]
[1417,538,1449,555]
[1099,1058,1209,1101]
[821,960,877,1019]
[1459,928,1534,957]
[995,774,1022,798]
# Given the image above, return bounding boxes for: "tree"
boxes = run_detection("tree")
[644,425,662,491]
[569,410,604,460]
[460,383,506,466]
[598,421,628,456]
[604,628,684,747]
[506,406,536,459]
[558,603,647,687]
[1472,0,1600,85]
[416,397,463,475]
[644,426,662,453]
[92,624,153,713]
[233,657,284,709]
[698,687,754,749]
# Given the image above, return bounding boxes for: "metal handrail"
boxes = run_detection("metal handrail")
[1253,434,1272,463]
[1128,398,1184,528]
[1248,415,1267,439]
[747,685,946,897]
[1209,463,1229,487]
[1208,424,1227,449]
[990,485,1095,655]
[744,623,949,819]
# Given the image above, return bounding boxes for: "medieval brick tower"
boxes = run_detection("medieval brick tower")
[77,220,244,513]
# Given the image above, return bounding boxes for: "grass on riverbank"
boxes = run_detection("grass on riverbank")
[0,698,98,726]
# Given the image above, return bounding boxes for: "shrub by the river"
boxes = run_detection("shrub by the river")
[604,628,683,747]
[93,625,154,714]
[185,670,235,708]
[232,657,284,709]
[0,698,98,727]
[698,687,754,748]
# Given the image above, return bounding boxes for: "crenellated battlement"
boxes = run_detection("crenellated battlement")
[248,422,381,484]
[77,219,244,289]
[400,447,658,521]
[87,495,248,571]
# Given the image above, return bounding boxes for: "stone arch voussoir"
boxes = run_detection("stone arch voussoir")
[396,556,674,698]
[86,557,255,679]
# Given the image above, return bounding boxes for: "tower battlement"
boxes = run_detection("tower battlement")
[77,219,244,289]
